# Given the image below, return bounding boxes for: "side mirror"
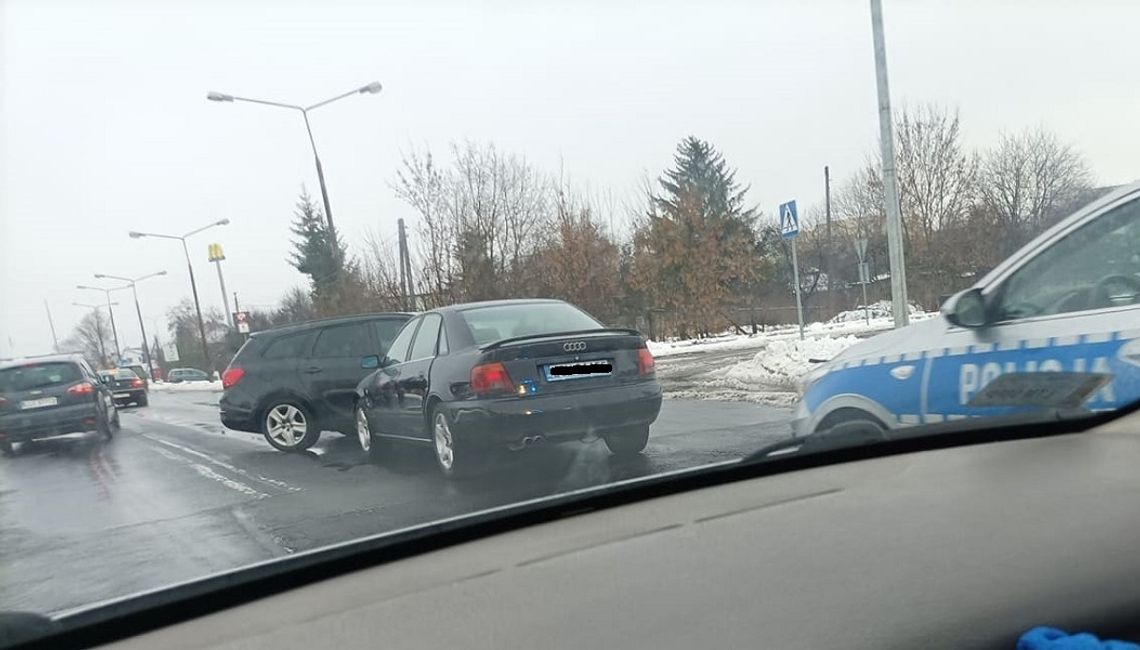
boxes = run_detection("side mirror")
[360,355,380,369]
[941,288,989,328]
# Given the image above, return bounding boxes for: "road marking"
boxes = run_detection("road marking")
[147,445,269,498]
[142,434,300,493]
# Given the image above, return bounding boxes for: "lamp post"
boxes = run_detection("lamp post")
[129,219,229,374]
[206,81,382,259]
[94,271,167,381]
[76,285,124,361]
[72,301,119,366]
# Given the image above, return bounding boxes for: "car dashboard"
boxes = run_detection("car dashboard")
[64,411,1140,649]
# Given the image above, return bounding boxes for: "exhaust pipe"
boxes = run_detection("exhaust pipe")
[510,435,546,451]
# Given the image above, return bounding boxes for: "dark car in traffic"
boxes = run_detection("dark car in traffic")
[353,299,662,477]
[98,368,149,407]
[219,312,413,451]
[0,356,119,456]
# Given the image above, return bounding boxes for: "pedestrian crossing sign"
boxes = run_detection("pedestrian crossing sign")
[779,200,799,239]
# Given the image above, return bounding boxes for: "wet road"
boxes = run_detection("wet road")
[0,391,792,615]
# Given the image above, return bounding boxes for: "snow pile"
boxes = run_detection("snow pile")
[828,300,928,324]
[666,334,862,406]
[647,333,767,358]
[149,381,223,393]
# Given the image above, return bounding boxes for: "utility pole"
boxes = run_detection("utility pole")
[44,300,59,351]
[870,0,909,328]
[208,243,233,327]
[824,166,833,315]
[397,218,410,310]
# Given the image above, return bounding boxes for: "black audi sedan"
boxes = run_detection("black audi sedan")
[353,299,662,477]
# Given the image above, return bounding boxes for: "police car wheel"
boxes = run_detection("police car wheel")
[815,408,886,436]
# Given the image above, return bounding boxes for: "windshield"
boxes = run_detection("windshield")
[461,303,602,345]
[2,0,1138,638]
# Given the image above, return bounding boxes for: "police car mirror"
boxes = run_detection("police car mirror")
[942,288,989,328]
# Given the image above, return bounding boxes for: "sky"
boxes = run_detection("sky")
[2,0,1138,359]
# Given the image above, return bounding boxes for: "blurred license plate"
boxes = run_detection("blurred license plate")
[113,392,130,398]
[20,397,58,410]
[544,360,613,382]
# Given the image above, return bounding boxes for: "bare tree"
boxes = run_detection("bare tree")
[979,126,1092,254]
[61,310,114,369]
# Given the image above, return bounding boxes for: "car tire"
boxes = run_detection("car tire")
[0,440,14,457]
[603,424,650,456]
[137,393,148,407]
[814,409,886,437]
[355,403,385,461]
[429,408,486,479]
[98,410,115,441]
[261,400,320,452]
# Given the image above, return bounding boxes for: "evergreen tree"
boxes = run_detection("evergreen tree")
[289,188,348,305]
[632,137,762,337]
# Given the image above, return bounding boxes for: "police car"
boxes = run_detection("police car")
[794,181,1140,437]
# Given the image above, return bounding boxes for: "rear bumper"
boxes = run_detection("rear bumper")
[443,380,663,448]
[112,389,147,404]
[219,391,259,433]
[0,403,102,443]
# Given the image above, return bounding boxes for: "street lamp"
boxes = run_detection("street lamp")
[76,285,126,361]
[206,81,382,258]
[94,271,167,381]
[72,301,120,365]
[129,219,229,374]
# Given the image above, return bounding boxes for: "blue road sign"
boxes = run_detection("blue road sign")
[779,200,799,239]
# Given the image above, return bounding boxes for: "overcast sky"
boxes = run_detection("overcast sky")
[2,0,1138,359]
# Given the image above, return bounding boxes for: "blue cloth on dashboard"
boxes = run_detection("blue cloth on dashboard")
[1018,627,1140,650]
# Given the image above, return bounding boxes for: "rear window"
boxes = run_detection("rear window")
[460,303,601,346]
[0,362,83,392]
[112,370,137,379]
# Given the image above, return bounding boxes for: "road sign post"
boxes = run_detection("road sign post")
[779,200,804,340]
[855,238,871,325]
[233,311,251,337]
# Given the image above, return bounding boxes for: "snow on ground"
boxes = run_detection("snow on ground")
[149,381,223,393]
[653,304,937,406]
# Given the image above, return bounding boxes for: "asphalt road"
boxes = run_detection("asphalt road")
[0,391,792,615]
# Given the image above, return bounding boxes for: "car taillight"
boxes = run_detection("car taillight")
[470,362,513,396]
[222,367,245,389]
[67,382,95,396]
[130,378,145,388]
[638,348,656,375]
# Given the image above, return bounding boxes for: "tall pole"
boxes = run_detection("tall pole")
[214,260,232,327]
[397,218,409,310]
[130,285,154,381]
[791,239,805,341]
[44,300,59,351]
[301,111,340,261]
[182,239,213,374]
[824,165,833,315]
[870,0,909,328]
[104,292,121,360]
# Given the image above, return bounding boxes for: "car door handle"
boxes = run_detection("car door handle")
[302,366,323,374]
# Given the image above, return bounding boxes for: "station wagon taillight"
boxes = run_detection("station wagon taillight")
[130,378,145,388]
[222,367,245,389]
[67,382,95,396]
[470,362,513,396]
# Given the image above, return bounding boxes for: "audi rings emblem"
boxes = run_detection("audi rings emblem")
[563,341,587,352]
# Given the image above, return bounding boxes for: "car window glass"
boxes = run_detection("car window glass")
[461,302,601,345]
[311,323,373,358]
[371,319,405,355]
[409,314,442,360]
[997,199,1140,320]
[0,362,82,392]
[263,332,312,360]
[438,322,449,355]
[385,318,419,364]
